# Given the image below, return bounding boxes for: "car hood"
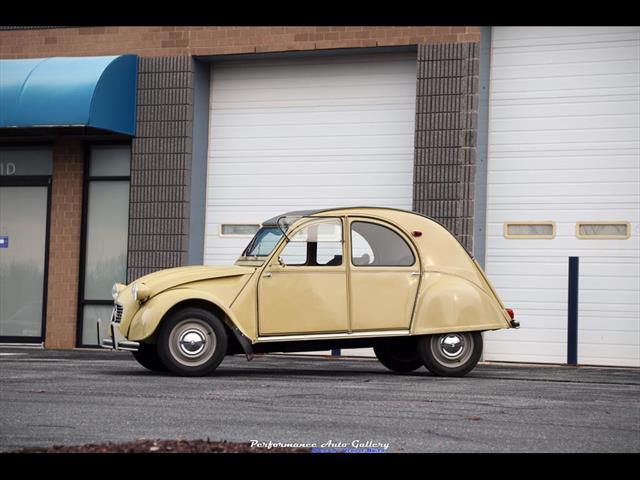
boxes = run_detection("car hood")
[134,265,256,296]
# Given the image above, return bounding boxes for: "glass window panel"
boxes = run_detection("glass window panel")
[578,223,629,238]
[84,181,130,300]
[351,230,375,266]
[316,242,343,265]
[280,220,343,266]
[280,241,307,266]
[351,222,414,267]
[82,304,115,346]
[0,186,48,338]
[221,224,260,236]
[0,147,53,176]
[89,145,131,177]
[505,223,554,238]
[291,222,341,242]
[243,227,283,257]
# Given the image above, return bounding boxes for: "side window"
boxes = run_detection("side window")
[350,221,415,267]
[351,230,375,265]
[279,220,343,266]
[279,240,307,265]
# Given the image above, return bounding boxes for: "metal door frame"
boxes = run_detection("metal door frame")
[0,176,52,343]
[76,141,131,348]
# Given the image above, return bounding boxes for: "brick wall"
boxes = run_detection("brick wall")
[413,43,480,253]
[0,27,481,59]
[44,139,83,349]
[127,57,193,281]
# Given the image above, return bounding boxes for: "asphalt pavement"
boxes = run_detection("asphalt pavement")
[0,347,638,453]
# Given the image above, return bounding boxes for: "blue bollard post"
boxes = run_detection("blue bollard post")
[567,256,579,365]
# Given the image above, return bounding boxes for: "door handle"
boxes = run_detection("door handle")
[411,272,421,276]
[263,272,272,278]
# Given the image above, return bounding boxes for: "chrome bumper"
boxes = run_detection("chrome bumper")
[98,316,139,352]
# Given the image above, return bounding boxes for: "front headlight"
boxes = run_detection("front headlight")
[112,283,124,300]
[131,282,151,302]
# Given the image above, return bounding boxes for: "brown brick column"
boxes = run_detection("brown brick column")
[413,43,479,253]
[44,139,84,349]
[127,57,193,282]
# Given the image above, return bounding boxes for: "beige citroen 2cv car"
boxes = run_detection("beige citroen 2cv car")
[102,207,518,377]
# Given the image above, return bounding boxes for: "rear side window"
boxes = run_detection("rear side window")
[350,221,415,267]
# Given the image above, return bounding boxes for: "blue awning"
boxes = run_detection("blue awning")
[0,55,138,136]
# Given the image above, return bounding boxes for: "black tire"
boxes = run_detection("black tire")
[417,332,482,377]
[373,338,424,373]
[157,307,228,377]
[131,342,167,372]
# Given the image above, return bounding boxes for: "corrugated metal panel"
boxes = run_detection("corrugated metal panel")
[484,27,640,367]
[204,53,417,265]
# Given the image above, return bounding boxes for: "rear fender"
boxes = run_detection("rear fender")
[411,273,511,334]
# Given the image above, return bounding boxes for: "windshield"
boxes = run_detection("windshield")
[241,227,284,258]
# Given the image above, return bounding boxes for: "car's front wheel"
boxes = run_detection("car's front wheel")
[417,332,482,377]
[373,338,424,373]
[157,307,228,376]
[132,342,167,372]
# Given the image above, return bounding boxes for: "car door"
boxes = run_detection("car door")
[257,218,348,336]
[348,218,420,331]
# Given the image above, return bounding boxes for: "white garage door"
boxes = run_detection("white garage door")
[484,27,640,366]
[204,52,417,265]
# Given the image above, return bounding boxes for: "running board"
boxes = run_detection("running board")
[256,330,410,343]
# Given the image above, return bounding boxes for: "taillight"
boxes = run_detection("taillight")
[506,308,515,320]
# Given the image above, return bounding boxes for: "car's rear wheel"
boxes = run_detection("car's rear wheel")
[417,332,482,377]
[157,307,228,377]
[132,342,167,372]
[373,338,424,373]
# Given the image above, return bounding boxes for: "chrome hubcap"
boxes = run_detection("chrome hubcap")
[168,319,216,367]
[430,332,474,367]
[178,329,207,357]
[440,334,465,359]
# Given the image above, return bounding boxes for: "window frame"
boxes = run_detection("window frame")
[575,221,631,240]
[76,141,131,348]
[348,218,417,268]
[503,221,556,239]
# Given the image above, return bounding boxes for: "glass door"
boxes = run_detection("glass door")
[0,185,49,341]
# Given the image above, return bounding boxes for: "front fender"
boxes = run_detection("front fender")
[411,272,511,335]
[126,288,249,342]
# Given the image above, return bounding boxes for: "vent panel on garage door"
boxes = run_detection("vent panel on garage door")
[204,52,417,265]
[484,27,640,367]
